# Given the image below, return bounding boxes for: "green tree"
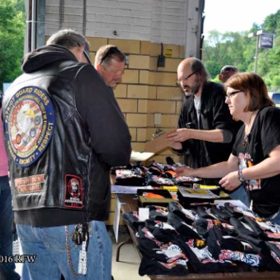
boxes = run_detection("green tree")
[259,10,280,91]
[202,10,280,91]
[0,0,25,88]
[203,31,249,80]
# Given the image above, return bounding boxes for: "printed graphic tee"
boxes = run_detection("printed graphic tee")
[232,107,280,218]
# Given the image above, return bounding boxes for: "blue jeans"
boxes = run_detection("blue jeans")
[229,184,250,208]
[268,209,280,225]
[17,220,112,280]
[0,176,20,280]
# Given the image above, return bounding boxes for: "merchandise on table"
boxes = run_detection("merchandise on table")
[123,201,280,276]
[113,162,201,187]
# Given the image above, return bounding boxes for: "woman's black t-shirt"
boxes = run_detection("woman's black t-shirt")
[232,107,280,218]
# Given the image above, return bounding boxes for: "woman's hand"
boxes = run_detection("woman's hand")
[219,171,240,191]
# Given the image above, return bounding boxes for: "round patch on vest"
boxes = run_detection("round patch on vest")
[4,86,56,167]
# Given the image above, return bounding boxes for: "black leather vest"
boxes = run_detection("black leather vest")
[2,61,92,212]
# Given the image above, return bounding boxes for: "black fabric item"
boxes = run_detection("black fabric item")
[143,219,178,242]
[152,227,178,243]
[144,219,157,229]
[115,168,147,186]
[137,226,155,240]
[175,238,241,273]
[147,205,169,222]
[196,206,214,219]
[148,164,164,176]
[168,212,201,240]
[262,241,280,271]
[149,210,168,222]
[210,206,231,222]
[138,238,168,261]
[221,236,248,252]
[238,234,265,250]
[22,45,76,73]
[166,156,175,165]
[115,176,146,186]
[171,209,195,225]
[223,203,244,219]
[139,257,188,276]
[241,216,267,239]
[206,225,223,258]
[138,237,189,276]
[114,166,147,186]
[192,218,210,237]
[122,212,145,231]
[168,201,184,213]
[229,217,258,238]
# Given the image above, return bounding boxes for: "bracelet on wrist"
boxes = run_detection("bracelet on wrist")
[238,169,246,183]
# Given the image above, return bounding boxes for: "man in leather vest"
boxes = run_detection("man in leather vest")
[2,29,131,280]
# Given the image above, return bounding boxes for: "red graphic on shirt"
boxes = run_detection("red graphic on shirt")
[238,152,261,191]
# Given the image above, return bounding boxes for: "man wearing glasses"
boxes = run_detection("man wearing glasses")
[167,57,237,172]
[94,45,126,88]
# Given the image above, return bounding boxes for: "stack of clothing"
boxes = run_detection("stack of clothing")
[113,162,198,187]
[123,201,280,276]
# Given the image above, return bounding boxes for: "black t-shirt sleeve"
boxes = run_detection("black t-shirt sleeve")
[74,64,131,167]
[260,107,280,156]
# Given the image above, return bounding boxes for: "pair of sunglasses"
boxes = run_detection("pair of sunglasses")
[100,46,119,64]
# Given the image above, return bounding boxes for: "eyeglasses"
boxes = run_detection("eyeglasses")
[184,71,197,80]
[226,90,242,99]
[177,71,197,85]
[100,47,119,65]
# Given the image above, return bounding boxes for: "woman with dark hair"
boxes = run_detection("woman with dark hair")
[176,72,280,224]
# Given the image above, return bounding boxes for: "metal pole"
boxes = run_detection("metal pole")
[254,35,259,73]
[30,0,37,51]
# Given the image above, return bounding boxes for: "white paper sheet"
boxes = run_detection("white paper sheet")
[113,196,122,242]
[111,184,152,194]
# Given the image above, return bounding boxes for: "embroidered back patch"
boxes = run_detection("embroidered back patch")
[4,86,56,167]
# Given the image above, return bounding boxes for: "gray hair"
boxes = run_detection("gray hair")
[46,29,88,49]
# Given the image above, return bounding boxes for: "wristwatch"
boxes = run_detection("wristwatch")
[238,169,246,183]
